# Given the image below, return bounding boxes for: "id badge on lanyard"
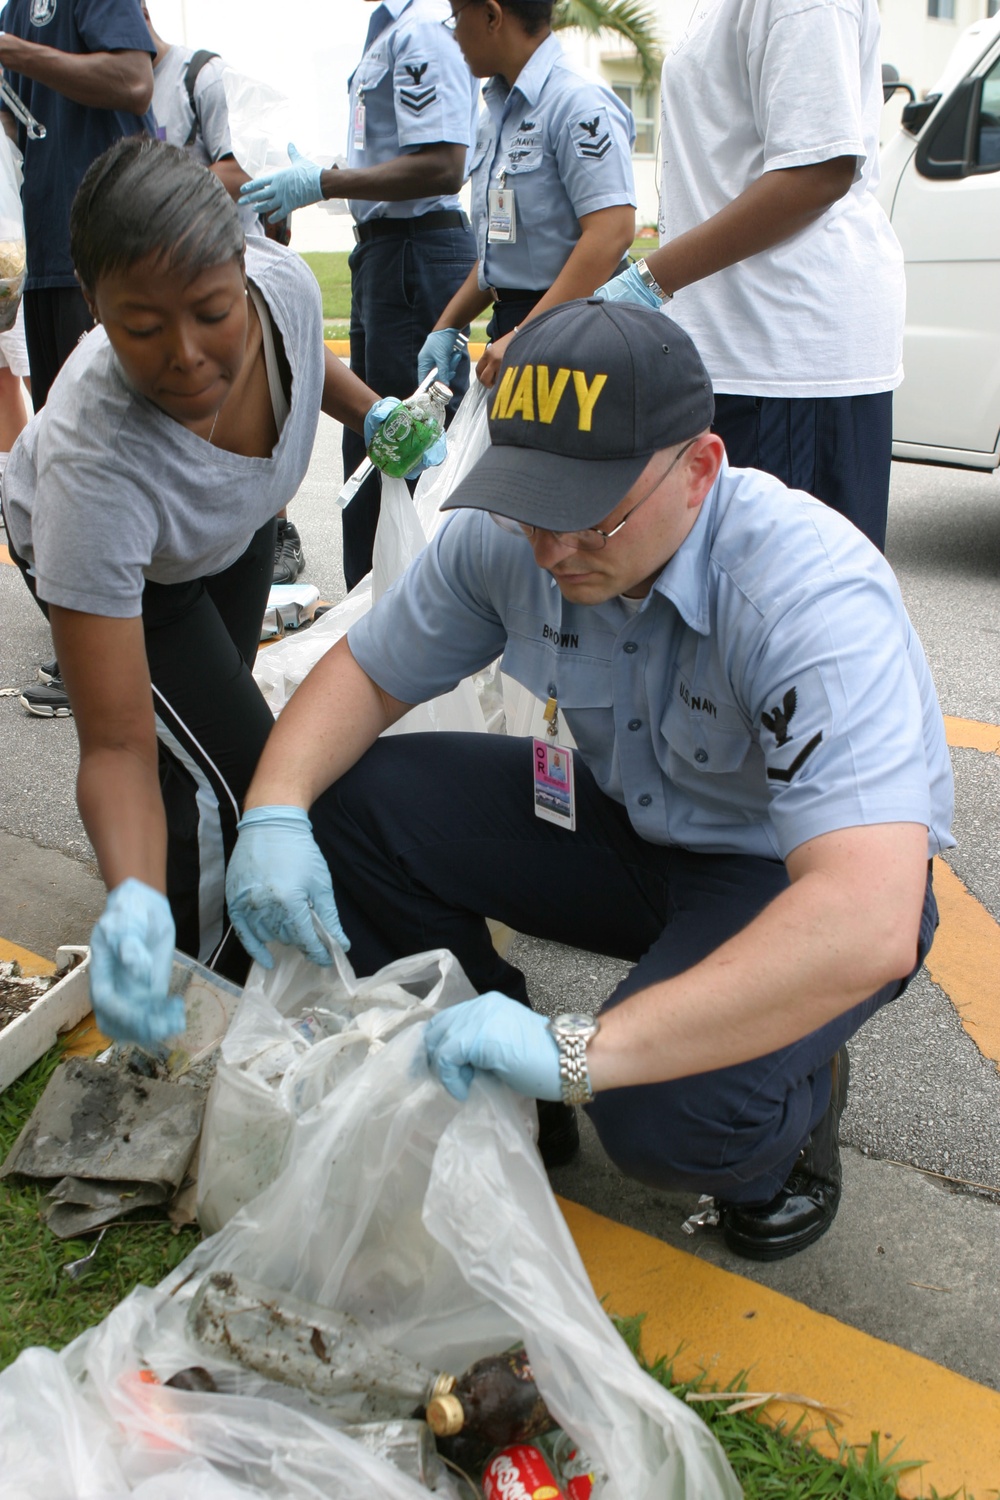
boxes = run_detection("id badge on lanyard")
[533,695,576,831]
[353,94,367,151]
[488,172,516,244]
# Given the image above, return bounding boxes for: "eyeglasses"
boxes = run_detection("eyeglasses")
[488,439,697,552]
[442,1,474,30]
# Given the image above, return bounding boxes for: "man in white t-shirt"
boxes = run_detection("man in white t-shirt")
[597,0,903,552]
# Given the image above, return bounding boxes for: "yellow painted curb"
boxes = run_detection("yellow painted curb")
[944,715,1000,756]
[0,938,55,976]
[324,339,489,360]
[560,1198,1000,1499]
[927,857,1000,1070]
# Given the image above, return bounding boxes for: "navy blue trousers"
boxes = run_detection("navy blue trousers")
[310,732,937,1204]
[341,221,477,591]
[712,391,894,552]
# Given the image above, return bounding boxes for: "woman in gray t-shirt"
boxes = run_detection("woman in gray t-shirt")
[2,138,384,1047]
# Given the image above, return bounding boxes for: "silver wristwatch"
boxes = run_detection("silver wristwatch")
[634,257,672,302]
[548,1012,601,1106]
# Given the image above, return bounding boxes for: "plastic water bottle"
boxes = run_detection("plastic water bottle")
[367,379,451,478]
[187,1271,456,1415]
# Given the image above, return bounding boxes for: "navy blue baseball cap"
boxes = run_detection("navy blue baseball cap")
[440,298,715,530]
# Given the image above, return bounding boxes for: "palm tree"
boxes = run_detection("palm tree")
[553,0,663,85]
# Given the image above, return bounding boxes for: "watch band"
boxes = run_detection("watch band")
[549,1013,600,1106]
[635,257,672,302]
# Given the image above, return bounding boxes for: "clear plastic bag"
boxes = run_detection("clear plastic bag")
[197,941,476,1235]
[0,136,26,333]
[0,1007,741,1499]
[252,381,497,735]
[220,66,349,214]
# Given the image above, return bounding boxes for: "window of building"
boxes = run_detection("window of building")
[611,82,657,157]
[927,0,956,18]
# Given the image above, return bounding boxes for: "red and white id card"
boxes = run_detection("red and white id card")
[532,738,576,831]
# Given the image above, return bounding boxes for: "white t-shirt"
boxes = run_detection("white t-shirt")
[3,238,324,617]
[659,0,904,398]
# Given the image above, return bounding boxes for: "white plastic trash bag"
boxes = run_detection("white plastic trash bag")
[197,940,476,1234]
[0,1002,742,1499]
[220,66,348,212]
[0,136,26,332]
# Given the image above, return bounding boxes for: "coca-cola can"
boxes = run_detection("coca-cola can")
[482,1443,564,1500]
[564,1475,594,1500]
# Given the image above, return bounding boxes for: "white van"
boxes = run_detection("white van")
[878,16,1000,471]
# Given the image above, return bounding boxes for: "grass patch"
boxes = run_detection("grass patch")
[0,1049,198,1368]
[0,1052,952,1496]
[303,238,659,343]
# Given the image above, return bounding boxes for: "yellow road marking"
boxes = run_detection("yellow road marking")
[0,542,11,565]
[561,1198,1000,1500]
[944,714,1000,756]
[927,856,1000,1070]
[0,938,54,976]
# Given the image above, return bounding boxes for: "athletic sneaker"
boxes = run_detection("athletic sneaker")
[21,675,72,717]
[273,518,306,584]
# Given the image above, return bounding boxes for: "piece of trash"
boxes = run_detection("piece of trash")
[681,1195,720,1235]
[684,1389,845,1421]
[63,1225,108,1279]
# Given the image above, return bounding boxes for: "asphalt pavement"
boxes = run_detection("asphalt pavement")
[2,416,999,1404]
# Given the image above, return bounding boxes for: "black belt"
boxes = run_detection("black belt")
[488,285,546,304]
[488,257,630,304]
[353,210,468,244]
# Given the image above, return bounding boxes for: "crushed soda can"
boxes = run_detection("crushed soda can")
[482,1443,563,1499]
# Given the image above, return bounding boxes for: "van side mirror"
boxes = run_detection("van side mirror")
[902,94,940,134]
[882,63,916,106]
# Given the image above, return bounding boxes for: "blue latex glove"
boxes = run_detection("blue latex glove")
[363,397,447,480]
[89,878,185,1048]
[592,261,663,311]
[239,143,323,223]
[424,993,561,1102]
[225,805,349,969]
[417,327,463,387]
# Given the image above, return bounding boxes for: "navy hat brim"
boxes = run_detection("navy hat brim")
[439,439,651,530]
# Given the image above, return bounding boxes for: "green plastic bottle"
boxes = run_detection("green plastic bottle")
[367,380,451,478]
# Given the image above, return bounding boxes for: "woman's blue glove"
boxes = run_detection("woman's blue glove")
[424,993,561,1102]
[417,327,463,387]
[592,262,664,310]
[239,143,324,223]
[364,397,447,479]
[89,878,185,1048]
[225,805,349,969]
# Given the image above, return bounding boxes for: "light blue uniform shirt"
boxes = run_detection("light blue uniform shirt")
[348,460,954,862]
[346,0,479,225]
[472,33,636,291]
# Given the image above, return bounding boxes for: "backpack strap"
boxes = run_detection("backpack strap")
[183,49,221,149]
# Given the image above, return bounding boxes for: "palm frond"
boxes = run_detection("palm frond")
[553,0,663,85]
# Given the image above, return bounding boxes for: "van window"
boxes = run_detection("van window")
[976,57,1000,166]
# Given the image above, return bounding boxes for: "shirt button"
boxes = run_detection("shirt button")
[638,793,652,807]
[694,748,709,764]
[623,641,638,654]
[628,719,642,731]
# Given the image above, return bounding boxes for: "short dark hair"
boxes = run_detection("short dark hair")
[71,137,244,292]
[471,0,555,37]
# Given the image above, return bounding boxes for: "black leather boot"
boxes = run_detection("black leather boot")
[720,1045,850,1261]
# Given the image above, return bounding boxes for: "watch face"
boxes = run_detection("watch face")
[554,1012,597,1039]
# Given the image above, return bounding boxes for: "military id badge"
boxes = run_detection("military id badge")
[532,738,576,831]
[488,186,517,243]
[352,99,367,151]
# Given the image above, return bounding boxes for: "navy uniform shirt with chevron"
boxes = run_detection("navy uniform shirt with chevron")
[471,32,636,292]
[346,0,479,226]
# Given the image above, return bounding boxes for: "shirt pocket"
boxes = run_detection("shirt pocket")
[356,55,389,95]
[501,122,544,175]
[658,689,752,777]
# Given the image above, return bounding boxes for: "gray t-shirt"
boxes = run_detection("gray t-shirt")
[152,45,259,237]
[3,238,324,618]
